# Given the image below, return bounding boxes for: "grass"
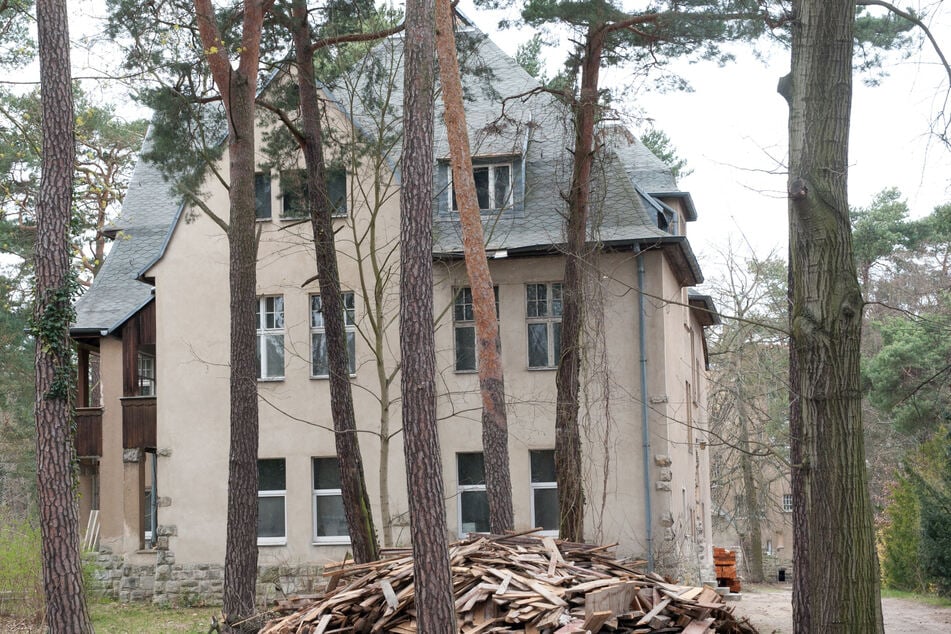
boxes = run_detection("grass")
[881,587,951,608]
[90,602,220,633]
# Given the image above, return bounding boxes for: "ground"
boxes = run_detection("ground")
[733,584,951,634]
[3,586,951,632]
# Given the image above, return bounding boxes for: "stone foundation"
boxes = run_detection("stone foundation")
[84,548,325,606]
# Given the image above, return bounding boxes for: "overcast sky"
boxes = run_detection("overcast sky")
[62,0,951,280]
[459,1,951,275]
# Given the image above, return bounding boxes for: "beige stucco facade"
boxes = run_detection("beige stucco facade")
[73,34,719,600]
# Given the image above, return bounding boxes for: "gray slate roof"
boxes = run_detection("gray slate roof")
[72,131,181,334]
[73,26,703,334]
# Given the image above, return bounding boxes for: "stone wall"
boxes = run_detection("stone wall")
[83,548,325,606]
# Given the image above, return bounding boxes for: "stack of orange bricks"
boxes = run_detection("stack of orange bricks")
[714,547,742,593]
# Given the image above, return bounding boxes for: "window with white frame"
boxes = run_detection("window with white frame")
[137,352,156,396]
[526,283,562,368]
[257,458,286,545]
[530,450,559,535]
[312,457,350,543]
[783,493,793,513]
[453,286,499,372]
[256,296,285,380]
[450,163,512,212]
[457,452,489,536]
[311,292,356,378]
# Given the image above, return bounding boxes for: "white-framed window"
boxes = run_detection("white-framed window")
[450,163,513,212]
[526,282,562,368]
[530,450,559,536]
[281,168,347,219]
[453,286,499,372]
[311,292,356,378]
[137,352,156,396]
[256,296,285,380]
[257,458,286,546]
[312,457,350,543]
[783,493,793,513]
[457,452,489,536]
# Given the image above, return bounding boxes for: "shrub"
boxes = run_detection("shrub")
[879,474,924,592]
[0,512,44,621]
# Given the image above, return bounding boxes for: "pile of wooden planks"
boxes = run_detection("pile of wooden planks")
[713,549,740,594]
[260,534,758,634]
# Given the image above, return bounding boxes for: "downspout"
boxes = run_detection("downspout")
[636,245,654,571]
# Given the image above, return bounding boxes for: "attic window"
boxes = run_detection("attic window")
[450,163,512,212]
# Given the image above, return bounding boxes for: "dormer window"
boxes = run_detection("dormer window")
[450,163,512,212]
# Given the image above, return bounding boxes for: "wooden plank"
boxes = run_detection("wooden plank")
[582,610,614,633]
[313,614,334,634]
[635,598,671,626]
[380,580,398,611]
[584,581,638,620]
[681,617,716,634]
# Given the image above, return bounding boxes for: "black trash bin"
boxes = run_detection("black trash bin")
[778,568,786,582]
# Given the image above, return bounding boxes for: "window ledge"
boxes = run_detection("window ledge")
[257,539,287,547]
[257,377,285,383]
[526,366,557,372]
[312,539,351,546]
[310,374,357,380]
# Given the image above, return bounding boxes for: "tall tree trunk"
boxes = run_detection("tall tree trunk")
[736,399,764,583]
[34,1,93,630]
[194,1,268,629]
[554,25,605,542]
[291,0,378,564]
[780,0,883,630]
[401,0,455,628]
[434,0,514,534]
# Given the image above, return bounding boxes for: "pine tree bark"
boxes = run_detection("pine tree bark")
[194,1,269,629]
[34,1,93,630]
[290,0,378,563]
[400,0,456,628]
[780,0,884,630]
[554,25,605,543]
[434,0,514,534]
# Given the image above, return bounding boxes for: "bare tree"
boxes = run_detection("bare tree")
[32,0,93,630]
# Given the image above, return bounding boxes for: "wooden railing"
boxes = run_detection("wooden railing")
[121,396,156,449]
[74,407,103,457]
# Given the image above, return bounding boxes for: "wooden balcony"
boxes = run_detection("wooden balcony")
[74,407,103,457]
[121,396,156,449]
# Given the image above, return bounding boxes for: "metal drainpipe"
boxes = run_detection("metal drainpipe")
[636,246,654,572]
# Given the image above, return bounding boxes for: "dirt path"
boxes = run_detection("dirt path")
[733,585,951,634]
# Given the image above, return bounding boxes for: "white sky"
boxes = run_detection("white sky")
[458,1,951,275]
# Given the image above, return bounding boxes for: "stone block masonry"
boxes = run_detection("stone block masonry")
[84,548,325,606]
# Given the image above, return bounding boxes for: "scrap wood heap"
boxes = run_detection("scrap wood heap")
[260,534,758,634]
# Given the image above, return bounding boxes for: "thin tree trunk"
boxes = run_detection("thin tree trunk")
[434,0,514,534]
[34,1,93,630]
[290,0,379,564]
[781,1,883,630]
[194,1,268,629]
[401,0,455,628]
[554,25,605,543]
